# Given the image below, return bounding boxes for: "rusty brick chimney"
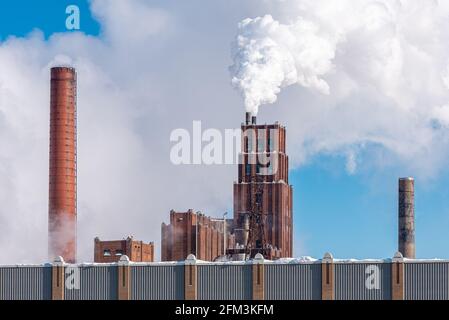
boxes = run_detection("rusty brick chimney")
[398,177,415,259]
[48,66,77,263]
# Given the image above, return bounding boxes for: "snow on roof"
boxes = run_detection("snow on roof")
[2,257,449,267]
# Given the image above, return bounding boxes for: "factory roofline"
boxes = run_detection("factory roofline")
[2,256,449,268]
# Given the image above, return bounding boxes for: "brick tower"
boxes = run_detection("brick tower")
[232,113,293,259]
[48,66,77,263]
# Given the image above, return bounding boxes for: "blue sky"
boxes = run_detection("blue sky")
[0,0,99,40]
[2,0,449,262]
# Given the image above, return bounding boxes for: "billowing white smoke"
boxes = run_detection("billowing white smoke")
[230,14,336,115]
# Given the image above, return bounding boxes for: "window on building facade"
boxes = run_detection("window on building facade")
[246,163,251,175]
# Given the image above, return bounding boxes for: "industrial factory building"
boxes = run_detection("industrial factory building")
[161,210,235,261]
[232,114,293,259]
[0,66,440,302]
[94,237,154,263]
[161,114,293,261]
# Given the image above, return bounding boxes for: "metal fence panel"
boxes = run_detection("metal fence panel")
[335,263,391,300]
[405,262,449,300]
[64,265,117,300]
[265,264,321,300]
[198,264,252,300]
[0,266,52,300]
[131,265,184,300]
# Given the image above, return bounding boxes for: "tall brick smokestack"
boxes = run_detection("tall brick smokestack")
[48,67,77,263]
[398,177,415,259]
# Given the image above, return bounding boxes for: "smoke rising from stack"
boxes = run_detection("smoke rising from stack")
[230,14,335,115]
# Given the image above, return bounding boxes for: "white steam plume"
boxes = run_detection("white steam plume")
[230,14,335,115]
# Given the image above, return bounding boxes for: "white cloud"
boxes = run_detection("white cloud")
[254,0,449,175]
[345,150,357,175]
[230,14,334,115]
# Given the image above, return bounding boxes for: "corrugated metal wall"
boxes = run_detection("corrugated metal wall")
[335,263,391,300]
[64,265,117,300]
[405,262,449,300]
[0,266,52,300]
[265,264,321,300]
[131,265,184,300]
[197,264,252,300]
[3,261,449,300]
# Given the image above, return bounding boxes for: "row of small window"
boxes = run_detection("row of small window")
[245,136,277,153]
[103,249,123,257]
[245,164,274,175]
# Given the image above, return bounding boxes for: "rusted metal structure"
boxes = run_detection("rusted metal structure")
[243,173,268,259]
[48,66,77,263]
[398,177,415,259]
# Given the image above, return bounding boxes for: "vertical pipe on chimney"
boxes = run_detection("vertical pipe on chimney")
[398,177,415,259]
[251,116,257,125]
[246,112,251,125]
[49,66,77,263]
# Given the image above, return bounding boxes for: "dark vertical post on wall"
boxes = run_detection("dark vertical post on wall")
[118,255,131,300]
[321,252,334,300]
[185,254,197,300]
[252,253,265,300]
[391,252,405,300]
[51,256,65,300]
